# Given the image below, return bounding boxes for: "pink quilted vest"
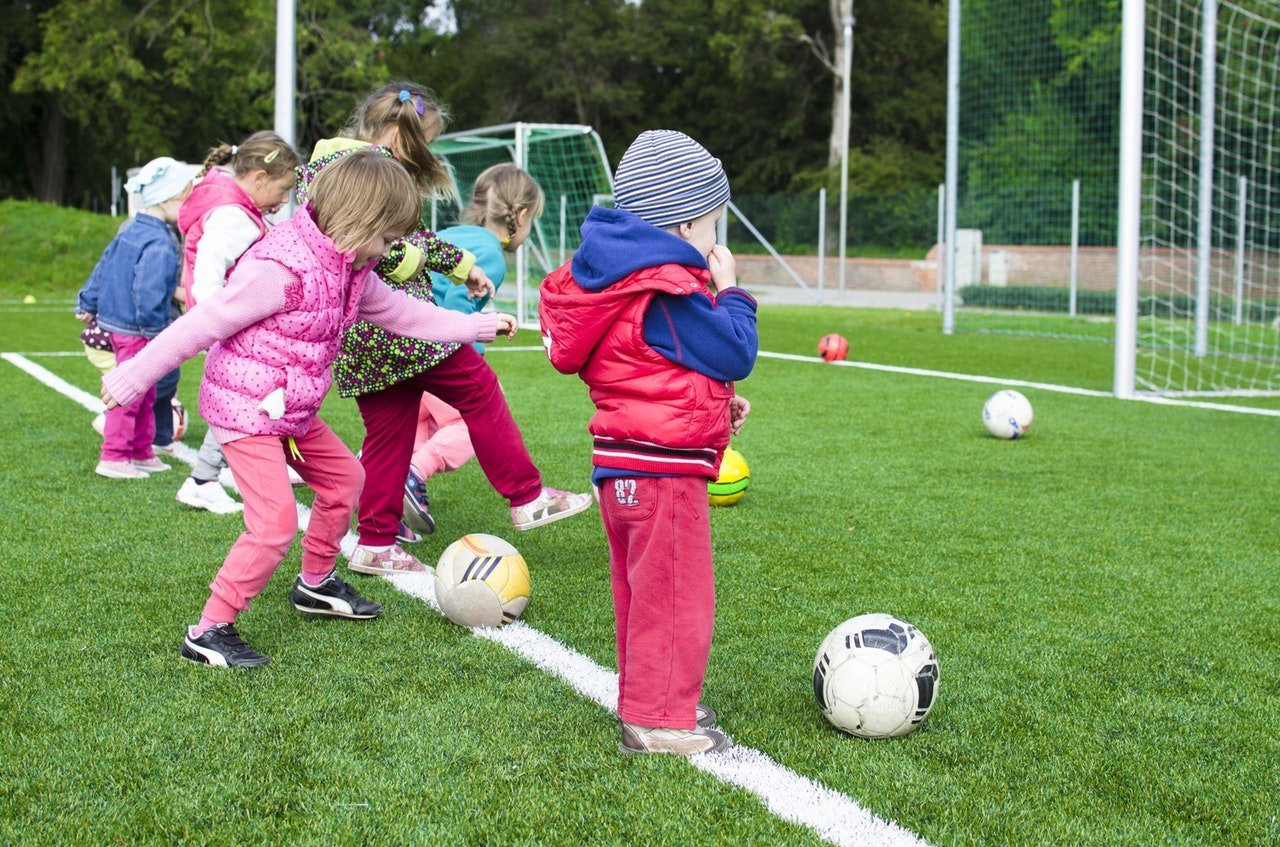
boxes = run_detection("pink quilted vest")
[177,170,267,307]
[198,205,368,438]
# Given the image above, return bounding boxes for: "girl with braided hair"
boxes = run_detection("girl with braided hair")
[297,83,590,577]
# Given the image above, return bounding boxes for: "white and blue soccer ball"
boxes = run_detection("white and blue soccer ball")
[982,389,1034,439]
[813,613,939,738]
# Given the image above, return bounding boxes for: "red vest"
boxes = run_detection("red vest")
[540,261,733,478]
[177,170,267,307]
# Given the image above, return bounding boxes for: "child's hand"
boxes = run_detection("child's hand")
[466,266,496,300]
[100,382,120,411]
[708,244,737,291]
[495,313,518,338]
[75,311,94,325]
[729,394,751,435]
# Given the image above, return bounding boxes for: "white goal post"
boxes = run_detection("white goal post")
[1116,0,1280,399]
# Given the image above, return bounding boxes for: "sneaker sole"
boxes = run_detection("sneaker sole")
[347,561,428,576]
[289,585,382,618]
[175,492,243,515]
[180,639,270,668]
[513,497,593,532]
[617,736,731,755]
[402,493,437,534]
[96,466,148,479]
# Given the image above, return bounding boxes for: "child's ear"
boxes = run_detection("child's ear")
[516,207,531,227]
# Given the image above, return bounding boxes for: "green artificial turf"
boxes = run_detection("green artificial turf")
[2,205,1278,846]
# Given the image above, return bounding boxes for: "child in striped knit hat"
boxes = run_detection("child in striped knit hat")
[101,151,516,668]
[539,130,758,755]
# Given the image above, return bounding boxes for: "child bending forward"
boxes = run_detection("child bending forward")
[101,150,516,668]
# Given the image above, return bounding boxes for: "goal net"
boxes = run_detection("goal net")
[1133,0,1280,397]
[430,123,615,326]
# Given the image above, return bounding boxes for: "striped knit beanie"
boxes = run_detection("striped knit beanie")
[613,130,730,229]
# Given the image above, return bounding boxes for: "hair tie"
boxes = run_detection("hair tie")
[230,145,238,156]
[264,149,280,164]
[398,88,426,116]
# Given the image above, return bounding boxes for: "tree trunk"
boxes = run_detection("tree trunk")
[828,0,854,169]
[29,103,66,203]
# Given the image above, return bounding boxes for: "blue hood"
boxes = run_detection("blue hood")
[571,206,708,291]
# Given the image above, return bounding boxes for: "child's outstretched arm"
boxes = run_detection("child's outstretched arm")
[100,260,292,410]
[357,276,516,344]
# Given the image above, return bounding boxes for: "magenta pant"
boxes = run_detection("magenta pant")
[201,418,363,624]
[355,345,542,547]
[600,475,715,729]
[410,392,475,479]
[101,333,156,462]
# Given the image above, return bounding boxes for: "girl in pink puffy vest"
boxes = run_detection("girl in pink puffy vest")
[100,151,517,669]
[172,131,302,517]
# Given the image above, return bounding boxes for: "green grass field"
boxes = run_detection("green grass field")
[2,203,1279,846]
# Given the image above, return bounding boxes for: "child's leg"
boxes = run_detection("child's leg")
[601,476,714,730]
[410,392,475,478]
[413,346,542,507]
[201,435,298,624]
[287,418,364,581]
[354,382,422,548]
[152,367,180,446]
[102,334,156,462]
[191,429,227,481]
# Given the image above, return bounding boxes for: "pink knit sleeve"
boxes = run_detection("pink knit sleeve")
[357,274,498,344]
[102,259,291,408]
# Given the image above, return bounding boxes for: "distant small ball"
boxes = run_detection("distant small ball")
[434,533,531,628]
[819,333,848,362]
[708,446,750,507]
[22,294,37,304]
[982,389,1034,439]
[171,398,188,441]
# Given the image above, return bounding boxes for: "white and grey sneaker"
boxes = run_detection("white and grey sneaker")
[510,487,592,531]
[619,722,730,755]
[176,477,243,514]
[181,623,270,668]
[289,573,382,619]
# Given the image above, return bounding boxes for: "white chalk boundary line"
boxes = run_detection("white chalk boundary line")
[759,351,1280,418]
[3,351,930,847]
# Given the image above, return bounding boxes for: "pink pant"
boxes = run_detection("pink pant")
[355,345,542,547]
[101,333,156,462]
[600,475,715,729]
[410,392,475,479]
[201,418,363,623]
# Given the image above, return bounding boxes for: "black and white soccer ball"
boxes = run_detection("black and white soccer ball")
[813,613,939,738]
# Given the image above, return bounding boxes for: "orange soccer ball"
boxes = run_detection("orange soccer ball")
[819,333,849,362]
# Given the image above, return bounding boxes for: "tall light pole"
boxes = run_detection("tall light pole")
[838,11,855,294]
[275,0,296,150]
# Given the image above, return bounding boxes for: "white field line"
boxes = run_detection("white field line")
[759,350,1280,417]
[4,351,930,847]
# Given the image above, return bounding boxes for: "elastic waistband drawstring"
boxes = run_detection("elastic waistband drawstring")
[286,436,305,463]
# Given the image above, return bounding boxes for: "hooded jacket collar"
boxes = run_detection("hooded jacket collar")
[571,206,707,291]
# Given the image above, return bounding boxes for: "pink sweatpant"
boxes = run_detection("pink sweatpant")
[410,392,475,479]
[600,475,715,729]
[201,418,363,624]
[101,333,156,463]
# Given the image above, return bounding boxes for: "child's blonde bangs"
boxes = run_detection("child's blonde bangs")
[308,151,420,252]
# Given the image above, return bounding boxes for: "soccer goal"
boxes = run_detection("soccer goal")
[429,122,614,326]
[1115,0,1280,398]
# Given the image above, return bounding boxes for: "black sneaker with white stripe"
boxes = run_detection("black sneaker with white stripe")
[289,573,382,619]
[181,623,270,668]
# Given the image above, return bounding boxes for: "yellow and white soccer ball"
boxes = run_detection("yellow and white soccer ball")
[434,533,531,628]
[708,446,750,507]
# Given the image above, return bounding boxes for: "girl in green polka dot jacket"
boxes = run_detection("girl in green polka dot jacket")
[297,82,592,576]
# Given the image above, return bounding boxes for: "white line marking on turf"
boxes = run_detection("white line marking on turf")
[759,351,1280,417]
[7,350,931,847]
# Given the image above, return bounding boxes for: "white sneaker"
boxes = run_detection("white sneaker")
[348,544,428,575]
[619,722,730,755]
[176,477,243,515]
[510,487,593,531]
[91,413,106,437]
[96,460,148,479]
[133,457,171,473]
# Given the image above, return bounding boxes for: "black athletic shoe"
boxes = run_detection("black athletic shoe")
[402,468,436,535]
[289,573,382,619]
[181,623,270,668]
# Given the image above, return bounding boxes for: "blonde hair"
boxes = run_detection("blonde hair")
[460,164,545,243]
[200,131,301,180]
[343,82,456,201]
[307,150,420,252]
